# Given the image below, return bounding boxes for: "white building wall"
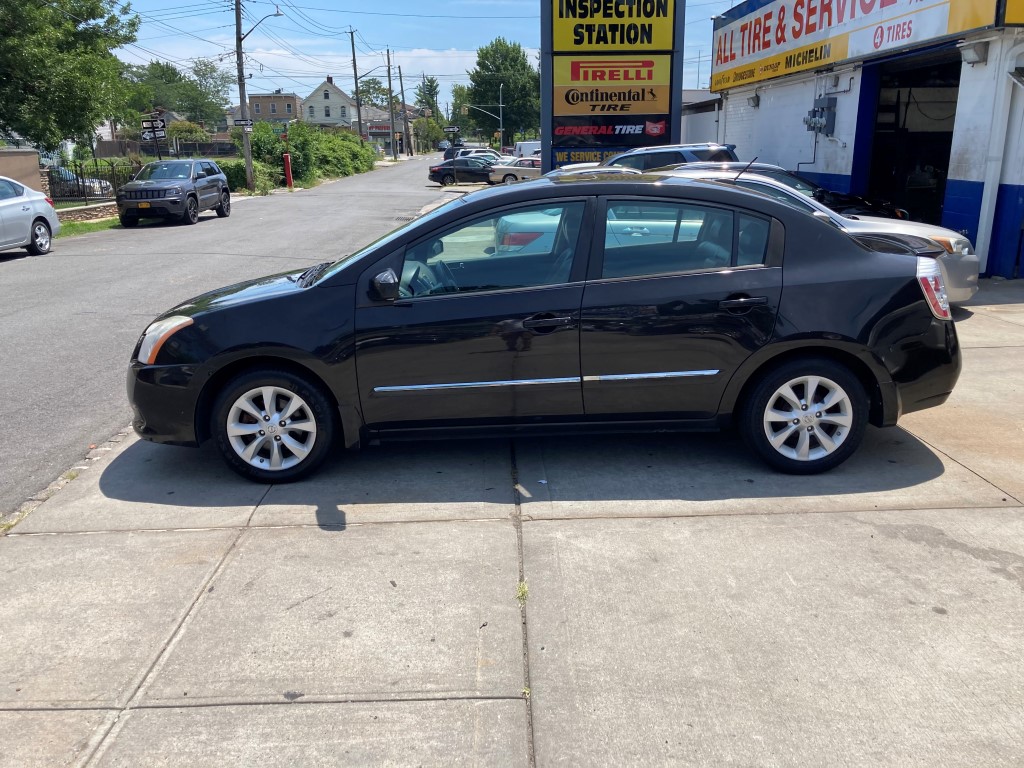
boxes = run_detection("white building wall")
[722,66,864,187]
[680,110,719,143]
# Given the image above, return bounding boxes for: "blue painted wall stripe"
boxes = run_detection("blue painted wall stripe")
[941,179,983,248]
[796,170,852,193]
[989,184,1024,278]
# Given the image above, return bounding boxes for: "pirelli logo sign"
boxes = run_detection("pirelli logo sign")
[554,55,671,115]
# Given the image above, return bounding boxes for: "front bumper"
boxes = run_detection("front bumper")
[117,197,186,218]
[127,362,204,446]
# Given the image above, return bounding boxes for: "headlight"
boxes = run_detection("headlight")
[138,315,193,364]
[167,186,183,196]
[930,235,974,256]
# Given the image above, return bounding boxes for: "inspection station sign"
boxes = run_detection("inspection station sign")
[710,0,999,92]
[544,0,683,168]
[553,0,675,51]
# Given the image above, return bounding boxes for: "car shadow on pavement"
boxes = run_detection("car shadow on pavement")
[95,425,951,530]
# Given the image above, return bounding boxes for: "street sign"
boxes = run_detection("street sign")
[271,124,286,135]
[233,119,254,127]
[443,125,460,133]
[141,129,167,142]
[141,118,166,130]
[244,126,253,133]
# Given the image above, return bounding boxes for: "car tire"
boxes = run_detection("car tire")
[741,358,868,474]
[25,219,52,255]
[441,174,455,186]
[215,191,231,218]
[119,214,139,228]
[212,368,337,483]
[181,196,199,225]
[502,174,517,184]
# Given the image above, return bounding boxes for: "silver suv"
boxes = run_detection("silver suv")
[603,143,738,171]
[116,159,230,227]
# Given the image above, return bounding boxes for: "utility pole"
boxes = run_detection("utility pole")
[348,29,364,145]
[398,66,413,157]
[234,0,254,191]
[386,48,398,160]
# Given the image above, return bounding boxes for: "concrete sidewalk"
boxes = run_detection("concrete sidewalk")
[2,280,1023,766]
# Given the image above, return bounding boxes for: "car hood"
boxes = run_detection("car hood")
[162,267,312,319]
[121,179,187,191]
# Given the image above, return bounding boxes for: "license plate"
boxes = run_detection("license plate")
[138,202,151,208]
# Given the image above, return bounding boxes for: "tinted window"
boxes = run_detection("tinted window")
[737,213,770,266]
[689,148,736,162]
[639,151,684,170]
[400,202,586,298]
[602,201,737,278]
[734,180,811,211]
[200,161,218,175]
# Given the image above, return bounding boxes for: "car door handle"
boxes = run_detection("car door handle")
[22,206,30,211]
[522,315,575,330]
[719,296,768,310]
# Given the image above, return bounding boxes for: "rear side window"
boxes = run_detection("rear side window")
[601,202,773,278]
[689,148,737,162]
[639,151,683,170]
[201,161,218,175]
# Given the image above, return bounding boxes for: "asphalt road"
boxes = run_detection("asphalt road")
[0,155,449,517]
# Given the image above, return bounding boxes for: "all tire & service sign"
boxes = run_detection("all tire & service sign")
[541,0,686,169]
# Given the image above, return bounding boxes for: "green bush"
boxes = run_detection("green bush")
[219,159,277,196]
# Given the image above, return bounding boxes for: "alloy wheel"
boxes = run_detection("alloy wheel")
[32,222,50,252]
[761,374,853,462]
[226,385,318,471]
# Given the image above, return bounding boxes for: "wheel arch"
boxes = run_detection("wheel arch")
[194,355,355,446]
[720,344,893,429]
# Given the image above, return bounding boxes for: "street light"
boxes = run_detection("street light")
[235,3,284,191]
[464,84,505,147]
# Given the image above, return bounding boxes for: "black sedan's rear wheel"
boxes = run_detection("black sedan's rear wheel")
[741,358,867,474]
[212,369,337,482]
[440,173,455,186]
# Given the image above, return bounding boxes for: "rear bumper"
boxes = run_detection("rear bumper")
[127,362,203,446]
[889,317,961,419]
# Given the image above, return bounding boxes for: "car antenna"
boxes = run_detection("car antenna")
[734,156,758,181]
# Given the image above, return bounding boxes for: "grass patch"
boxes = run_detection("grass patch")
[56,218,121,238]
[516,581,529,606]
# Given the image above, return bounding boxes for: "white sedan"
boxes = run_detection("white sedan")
[488,157,543,184]
[0,176,60,256]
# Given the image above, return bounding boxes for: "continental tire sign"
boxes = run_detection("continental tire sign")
[554,55,671,115]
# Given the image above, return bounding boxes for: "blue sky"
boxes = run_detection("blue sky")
[118,0,739,110]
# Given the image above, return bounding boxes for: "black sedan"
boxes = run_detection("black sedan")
[128,176,960,482]
[429,157,493,185]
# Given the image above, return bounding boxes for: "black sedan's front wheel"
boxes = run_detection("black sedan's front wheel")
[212,369,337,482]
[742,358,867,474]
[440,173,455,186]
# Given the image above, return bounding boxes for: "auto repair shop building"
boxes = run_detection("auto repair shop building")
[709,0,1024,277]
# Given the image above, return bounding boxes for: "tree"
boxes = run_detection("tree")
[467,38,539,147]
[414,76,441,122]
[125,59,232,127]
[0,0,138,149]
[413,117,443,152]
[180,59,233,126]
[358,78,398,112]
[449,84,478,138]
[167,121,210,143]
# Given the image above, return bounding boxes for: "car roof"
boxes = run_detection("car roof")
[614,143,736,157]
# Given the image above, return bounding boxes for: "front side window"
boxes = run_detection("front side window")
[0,179,21,200]
[399,202,586,298]
[602,200,767,279]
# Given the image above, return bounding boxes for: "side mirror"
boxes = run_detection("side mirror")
[370,268,400,301]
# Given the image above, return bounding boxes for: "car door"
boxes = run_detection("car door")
[0,180,32,247]
[456,157,490,182]
[200,162,221,205]
[580,196,783,420]
[354,198,594,428]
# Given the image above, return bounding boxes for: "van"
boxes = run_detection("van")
[514,140,541,158]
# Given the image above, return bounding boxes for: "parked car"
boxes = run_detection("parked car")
[0,176,60,255]
[489,157,543,184]
[654,167,978,303]
[128,175,960,483]
[428,157,493,185]
[603,143,739,171]
[437,140,451,151]
[116,159,230,227]
[49,165,113,197]
[543,166,642,179]
[453,137,465,147]
[457,148,516,164]
[670,161,909,219]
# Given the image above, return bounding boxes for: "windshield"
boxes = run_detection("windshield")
[135,162,193,181]
[311,196,469,285]
[757,169,820,197]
